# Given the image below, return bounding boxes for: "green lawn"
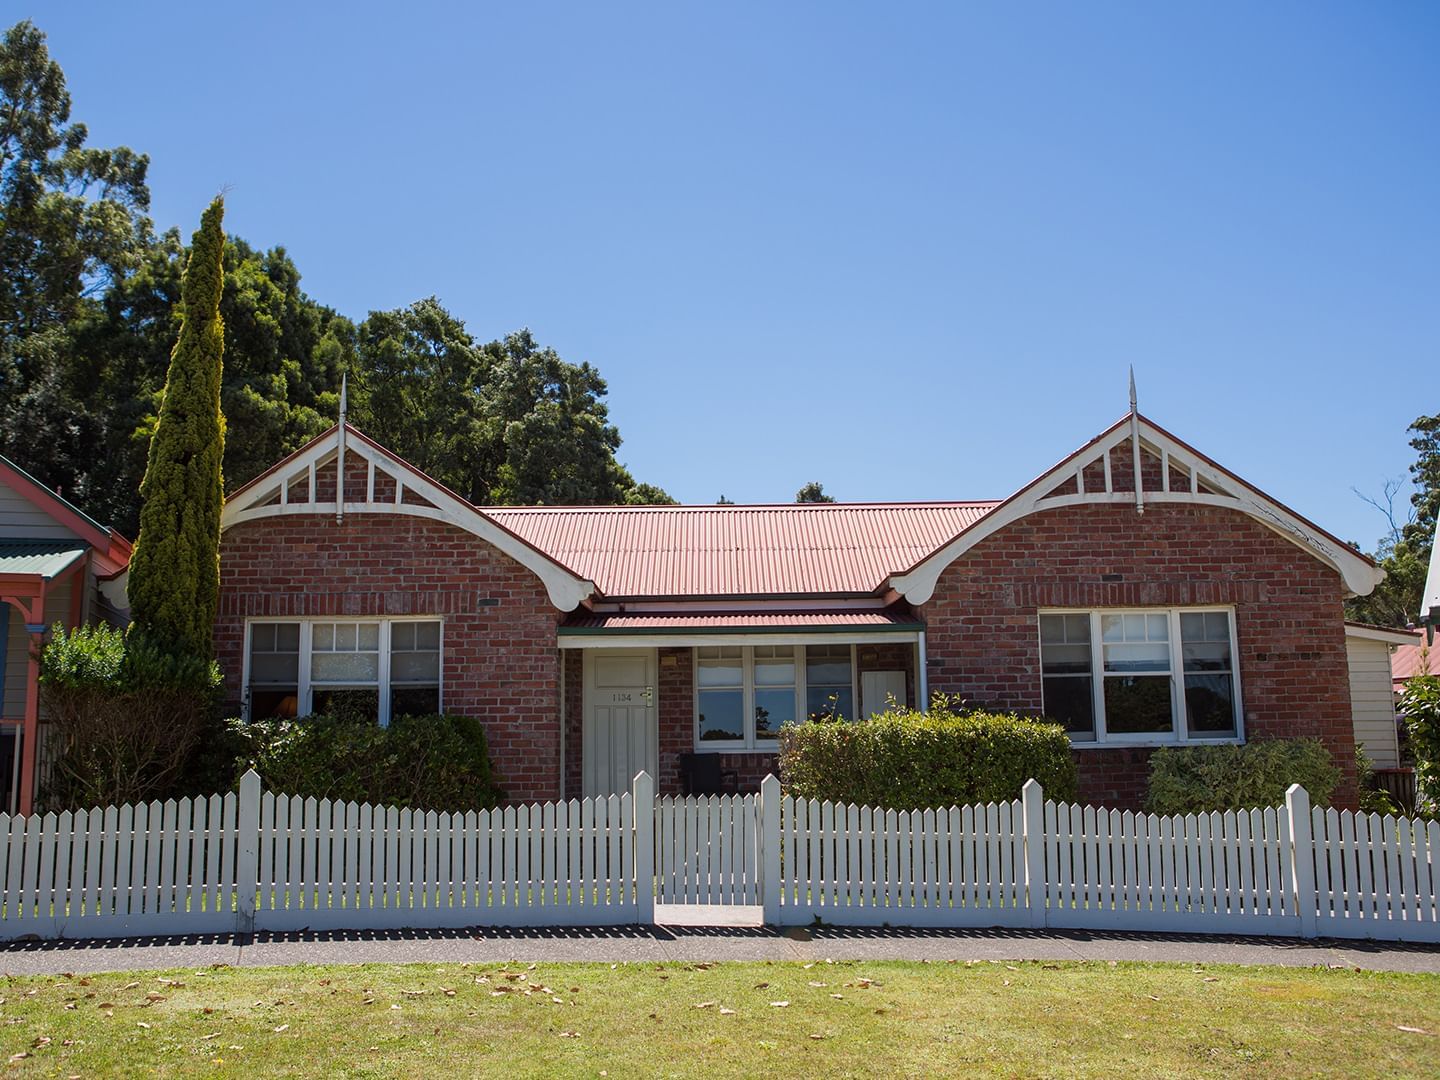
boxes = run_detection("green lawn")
[2,959,1437,1078]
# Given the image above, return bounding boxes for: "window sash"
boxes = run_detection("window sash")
[693,644,855,751]
[244,618,444,726]
[1039,609,1240,746]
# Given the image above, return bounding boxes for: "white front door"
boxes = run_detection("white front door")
[583,649,658,798]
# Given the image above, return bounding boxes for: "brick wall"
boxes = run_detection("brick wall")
[218,513,564,803]
[919,502,1357,809]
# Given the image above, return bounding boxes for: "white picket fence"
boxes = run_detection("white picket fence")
[1,771,1437,942]
[0,771,651,939]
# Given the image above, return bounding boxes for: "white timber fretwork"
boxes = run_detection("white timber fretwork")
[890,414,1384,604]
[220,424,594,610]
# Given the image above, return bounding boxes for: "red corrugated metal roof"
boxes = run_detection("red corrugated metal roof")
[1392,641,1435,684]
[486,502,997,598]
[561,610,923,632]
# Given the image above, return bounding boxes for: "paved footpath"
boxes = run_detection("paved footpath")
[2,919,1438,976]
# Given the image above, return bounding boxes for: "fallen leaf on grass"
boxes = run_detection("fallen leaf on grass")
[807,982,827,988]
[770,1001,790,1008]
[1395,1025,1433,1036]
[401,990,427,997]
[273,1024,289,1033]
[809,1034,827,1040]
[136,1022,150,1029]
[8,1053,28,1063]
[754,982,770,989]
[559,1030,580,1038]
[121,982,139,991]
[1202,977,1220,983]
[830,994,843,1000]
[694,1002,716,1009]
[442,988,456,997]
[30,1036,50,1049]
[201,1033,220,1041]
[719,1007,735,1015]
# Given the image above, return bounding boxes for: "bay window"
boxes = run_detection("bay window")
[695,643,856,750]
[1039,609,1240,745]
[244,618,443,725]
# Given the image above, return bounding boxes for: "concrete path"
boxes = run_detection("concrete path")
[2,921,1438,976]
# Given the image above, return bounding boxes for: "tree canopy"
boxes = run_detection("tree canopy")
[0,19,669,535]
[795,481,836,504]
[1346,413,1440,628]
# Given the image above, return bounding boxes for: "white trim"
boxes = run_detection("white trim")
[1038,606,1244,748]
[559,630,921,650]
[1343,623,1420,647]
[222,427,595,611]
[890,417,1384,604]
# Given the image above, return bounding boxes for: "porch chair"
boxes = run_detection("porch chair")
[678,753,738,796]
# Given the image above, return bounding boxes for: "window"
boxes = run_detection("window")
[805,644,854,723]
[1038,609,1240,745]
[247,623,300,719]
[244,619,443,726]
[694,644,855,751]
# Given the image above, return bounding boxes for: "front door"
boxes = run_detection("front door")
[582,649,658,798]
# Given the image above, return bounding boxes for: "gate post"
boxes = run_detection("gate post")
[1021,778,1047,928]
[235,769,261,934]
[760,774,782,926]
[1284,784,1317,937]
[632,771,655,924]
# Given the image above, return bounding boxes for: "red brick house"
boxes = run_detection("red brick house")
[217,411,1383,809]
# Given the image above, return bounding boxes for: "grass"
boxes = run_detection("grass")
[1,959,1437,1078]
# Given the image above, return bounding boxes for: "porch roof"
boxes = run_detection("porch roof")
[559,609,924,635]
[0,539,87,581]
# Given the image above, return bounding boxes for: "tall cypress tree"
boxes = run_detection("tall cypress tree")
[127,197,226,658]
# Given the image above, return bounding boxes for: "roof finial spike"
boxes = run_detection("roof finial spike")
[339,372,349,426]
[1128,365,1137,414]
[336,372,348,526]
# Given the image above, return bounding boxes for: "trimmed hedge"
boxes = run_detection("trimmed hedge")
[1143,738,1341,814]
[778,694,1077,809]
[228,712,504,812]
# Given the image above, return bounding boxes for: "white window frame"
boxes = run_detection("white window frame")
[241,616,444,726]
[692,643,859,752]
[1037,607,1243,748]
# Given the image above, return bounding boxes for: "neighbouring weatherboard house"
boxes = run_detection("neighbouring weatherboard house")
[216,408,1390,811]
[1,454,131,814]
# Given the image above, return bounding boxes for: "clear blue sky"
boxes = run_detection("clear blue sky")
[30,3,1440,546]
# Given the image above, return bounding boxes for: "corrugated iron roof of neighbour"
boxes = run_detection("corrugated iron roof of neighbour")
[0,539,89,580]
[560,609,924,633]
[487,502,997,598]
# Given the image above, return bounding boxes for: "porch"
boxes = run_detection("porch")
[558,611,927,799]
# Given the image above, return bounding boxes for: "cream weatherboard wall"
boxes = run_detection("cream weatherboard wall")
[1346,633,1403,768]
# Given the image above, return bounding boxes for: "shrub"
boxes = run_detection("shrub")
[1355,746,1402,817]
[778,693,1077,809]
[1398,674,1440,816]
[229,712,504,812]
[39,623,220,809]
[1143,738,1341,815]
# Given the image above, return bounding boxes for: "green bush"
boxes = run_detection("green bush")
[1398,674,1440,816]
[1143,738,1341,815]
[229,712,505,812]
[1355,746,1402,816]
[39,623,220,809]
[778,693,1077,809]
